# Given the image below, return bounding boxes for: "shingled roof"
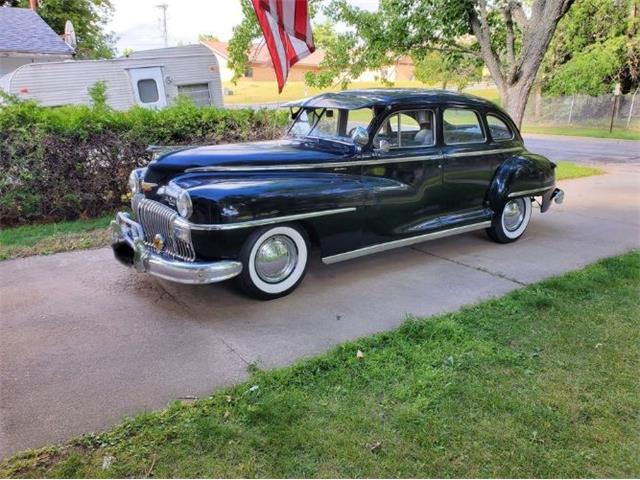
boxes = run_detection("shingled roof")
[0,7,74,55]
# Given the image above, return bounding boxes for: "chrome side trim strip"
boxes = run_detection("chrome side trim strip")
[446,147,522,158]
[508,187,552,198]
[178,207,357,231]
[322,221,492,264]
[184,147,523,173]
[185,155,443,172]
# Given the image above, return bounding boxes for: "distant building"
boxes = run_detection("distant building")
[0,7,74,77]
[204,39,325,82]
[203,40,415,84]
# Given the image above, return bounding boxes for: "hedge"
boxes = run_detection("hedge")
[0,97,288,226]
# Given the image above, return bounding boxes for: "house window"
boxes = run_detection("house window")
[178,83,212,107]
[244,67,253,78]
[137,79,159,103]
[443,108,486,145]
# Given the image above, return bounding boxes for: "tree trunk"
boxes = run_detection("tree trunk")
[500,72,538,128]
[468,0,575,128]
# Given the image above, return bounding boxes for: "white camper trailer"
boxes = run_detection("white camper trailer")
[0,44,223,109]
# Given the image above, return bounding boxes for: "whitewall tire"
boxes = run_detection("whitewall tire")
[238,224,309,300]
[487,197,532,243]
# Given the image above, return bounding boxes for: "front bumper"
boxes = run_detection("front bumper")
[110,212,243,285]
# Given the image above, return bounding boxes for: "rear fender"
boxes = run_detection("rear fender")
[488,153,556,211]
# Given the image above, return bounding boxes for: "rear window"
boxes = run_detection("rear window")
[443,109,485,145]
[487,114,514,141]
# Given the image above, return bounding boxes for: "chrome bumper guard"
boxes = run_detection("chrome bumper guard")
[541,188,565,213]
[110,212,242,285]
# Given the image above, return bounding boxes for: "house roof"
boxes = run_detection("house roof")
[0,7,74,56]
[202,39,325,67]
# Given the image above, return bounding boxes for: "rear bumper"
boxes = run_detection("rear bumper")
[541,188,565,213]
[110,212,242,285]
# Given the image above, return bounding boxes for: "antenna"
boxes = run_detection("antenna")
[155,3,169,48]
[64,20,77,48]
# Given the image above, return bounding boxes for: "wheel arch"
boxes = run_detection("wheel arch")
[487,153,556,211]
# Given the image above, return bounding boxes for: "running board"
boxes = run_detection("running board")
[322,221,492,264]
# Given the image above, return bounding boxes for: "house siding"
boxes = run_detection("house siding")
[3,45,222,109]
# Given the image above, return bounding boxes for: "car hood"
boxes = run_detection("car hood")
[146,138,357,182]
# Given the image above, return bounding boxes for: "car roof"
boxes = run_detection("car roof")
[286,88,498,110]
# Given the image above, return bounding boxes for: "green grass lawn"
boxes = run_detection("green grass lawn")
[0,161,602,261]
[0,216,113,260]
[555,161,604,180]
[2,251,638,478]
[522,125,640,141]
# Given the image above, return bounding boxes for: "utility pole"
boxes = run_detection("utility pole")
[155,3,168,48]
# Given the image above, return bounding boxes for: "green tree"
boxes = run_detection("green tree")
[413,50,483,90]
[229,0,575,127]
[198,34,220,43]
[543,0,639,95]
[0,0,115,59]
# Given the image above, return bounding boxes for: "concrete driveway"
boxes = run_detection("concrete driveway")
[523,133,640,164]
[1,138,639,459]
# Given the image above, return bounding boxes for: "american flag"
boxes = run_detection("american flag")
[251,0,315,92]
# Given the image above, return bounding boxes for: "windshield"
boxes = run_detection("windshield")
[287,107,374,142]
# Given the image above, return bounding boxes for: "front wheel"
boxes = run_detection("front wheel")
[237,224,309,300]
[486,197,532,243]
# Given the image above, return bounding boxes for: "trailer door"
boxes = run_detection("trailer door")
[128,67,167,109]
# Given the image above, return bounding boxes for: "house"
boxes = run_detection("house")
[203,39,324,82]
[203,39,416,84]
[0,44,223,109]
[0,6,74,77]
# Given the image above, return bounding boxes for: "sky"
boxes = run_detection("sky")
[107,0,378,54]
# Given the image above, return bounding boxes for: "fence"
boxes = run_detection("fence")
[522,91,640,131]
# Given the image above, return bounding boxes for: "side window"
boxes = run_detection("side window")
[373,110,434,149]
[443,108,485,145]
[346,108,374,135]
[310,108,338,137]
[137,79,159,103]
[486,114,513,141]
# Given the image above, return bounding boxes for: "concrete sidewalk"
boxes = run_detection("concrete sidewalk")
[1,165,639,459]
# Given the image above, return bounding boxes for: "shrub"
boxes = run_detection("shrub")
[0,97,288,226]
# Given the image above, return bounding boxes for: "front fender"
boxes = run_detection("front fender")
[488,153,556,211]
[167,171,372,260]
[171,171,370,225]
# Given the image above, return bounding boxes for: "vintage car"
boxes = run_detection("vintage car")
[111,89,564,299]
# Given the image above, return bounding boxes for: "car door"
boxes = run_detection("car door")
[440,107,498,224]
[360,108,445,245]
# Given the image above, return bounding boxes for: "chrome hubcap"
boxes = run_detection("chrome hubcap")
[503,198,525,232]
[255,235,298,283]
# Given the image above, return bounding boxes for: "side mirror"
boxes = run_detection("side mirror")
[375,139,390,154]
[351,126,369,147]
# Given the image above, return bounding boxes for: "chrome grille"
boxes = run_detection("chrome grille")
[136,198,196,262]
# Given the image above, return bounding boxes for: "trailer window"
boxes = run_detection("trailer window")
[137,79,159,103]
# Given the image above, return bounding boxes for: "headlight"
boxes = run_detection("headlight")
[128,170,140,195]
[176,190,193,218]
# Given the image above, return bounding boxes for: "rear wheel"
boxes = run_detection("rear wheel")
[237,224,309,300]
[487,197,532,243]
